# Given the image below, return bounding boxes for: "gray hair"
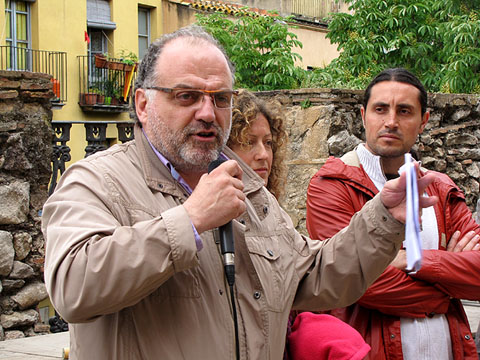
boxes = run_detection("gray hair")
[131,25,235,121]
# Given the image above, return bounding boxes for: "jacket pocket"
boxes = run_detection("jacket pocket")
[245,235,287,312]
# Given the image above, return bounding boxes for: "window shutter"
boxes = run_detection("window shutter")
[87,0,116,30]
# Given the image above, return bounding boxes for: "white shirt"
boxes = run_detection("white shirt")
[356,144,453,360]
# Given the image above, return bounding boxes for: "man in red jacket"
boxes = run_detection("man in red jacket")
[306,68,480,359]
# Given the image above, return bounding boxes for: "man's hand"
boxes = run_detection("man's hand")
[390,249,407,270]
[447,230,480,252]
[183,160,246,234]
[380,163,438,223]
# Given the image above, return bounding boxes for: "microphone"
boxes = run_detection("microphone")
[208,158,235,286]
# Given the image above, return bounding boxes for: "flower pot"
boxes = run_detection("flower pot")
[108,61,124,71]
[96,95,105,104]
[124,63,138,72]
[83,93,97,105]
[95,55,108,69]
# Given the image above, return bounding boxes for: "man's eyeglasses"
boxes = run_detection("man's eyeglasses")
[145,87,238,109]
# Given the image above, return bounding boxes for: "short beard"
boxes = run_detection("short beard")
[147,111,230,174]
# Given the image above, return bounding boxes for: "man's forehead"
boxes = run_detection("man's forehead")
[369,81,421,105]
[156,38,232,86]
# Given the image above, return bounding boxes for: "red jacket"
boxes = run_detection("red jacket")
[306,151,480,360]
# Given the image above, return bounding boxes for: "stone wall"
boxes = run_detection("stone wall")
[0,71,54,339]
[256,88,480,236]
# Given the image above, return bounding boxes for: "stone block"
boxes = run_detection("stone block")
[0,79,20,89]
[328,130,362,156]
[0,231,14,276]
[451,109,471,122]
[2,279,25,292]
[0,122,18,131]
[4,330,24,339]
[20,80,48,91]
[13,232,32,261]
[34,323,50,333]
[0,181,30,225]
[0,90,18,99]
[434,159,447,173]
[21,90,54,100]
[1,309,39,329]
[446,133,477,146]
[9,261,35,279]
[21,72,51,80]
[467,163,480,178]
[3,133,33,171]
[11,281,48,310]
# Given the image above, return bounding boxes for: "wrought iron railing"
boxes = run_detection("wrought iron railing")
[77,55,137,112]
[0,45,67,103]
[49,120,135,195]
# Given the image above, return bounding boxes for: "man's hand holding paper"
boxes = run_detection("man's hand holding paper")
[380,162,438,224]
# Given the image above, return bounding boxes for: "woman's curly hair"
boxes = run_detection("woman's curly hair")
[227,90,288,200]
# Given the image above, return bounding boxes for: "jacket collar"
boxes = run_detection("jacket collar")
[134,124,183,196]
[319,149,378,197]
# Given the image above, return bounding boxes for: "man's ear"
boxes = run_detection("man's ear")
[135,88,149,128]
[360,106,366,128]
[419,111,430,134]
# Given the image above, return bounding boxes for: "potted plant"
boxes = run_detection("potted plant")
[112,88,123,105]
[91,87,105,104]
[103,77,117,105]
[118,50,139,72]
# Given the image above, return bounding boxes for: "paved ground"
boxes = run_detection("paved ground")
[0,331,69,359]
[0,302,478,359]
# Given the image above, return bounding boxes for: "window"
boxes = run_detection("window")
[88,29,108,57]
[86,0,114,85]
[5,0,31,70]
[86,0,115,57]
[138,7,150,60]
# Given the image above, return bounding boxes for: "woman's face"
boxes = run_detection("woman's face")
[231,113,273,186]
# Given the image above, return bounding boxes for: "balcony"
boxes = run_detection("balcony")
[77,55,137,113]
[0,45,67,104]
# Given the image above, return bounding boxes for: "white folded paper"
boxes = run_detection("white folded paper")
[399,153,422,271]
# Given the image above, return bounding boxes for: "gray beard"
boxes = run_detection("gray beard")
[149,121,228,173]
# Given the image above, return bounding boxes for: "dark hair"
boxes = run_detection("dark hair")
[227,90,288,200]
[130,25,235,121]
[363,68,428,115]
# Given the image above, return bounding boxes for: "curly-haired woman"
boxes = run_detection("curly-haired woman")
[227,89,288,200]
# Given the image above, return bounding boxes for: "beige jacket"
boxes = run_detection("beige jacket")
[43,125,405,360]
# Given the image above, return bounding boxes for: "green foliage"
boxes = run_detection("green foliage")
[195,10,305,91]
[117,50,138,66]
[300,98,312,109]
[307,0,480,94]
